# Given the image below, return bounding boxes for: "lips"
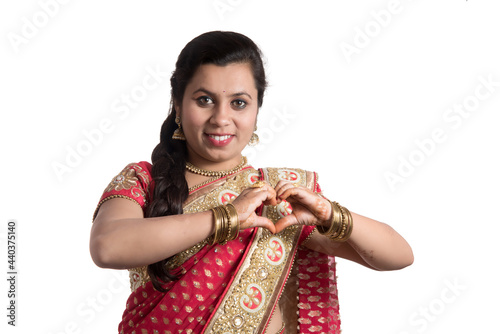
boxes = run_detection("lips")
[205,133,234,146]
[208,134,232,141]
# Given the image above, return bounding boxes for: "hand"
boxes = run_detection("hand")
[231,182,279,234]
[273,181,332,233]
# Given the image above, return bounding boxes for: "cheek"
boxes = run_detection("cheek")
[239,110,258,132]
[182,109,206,131]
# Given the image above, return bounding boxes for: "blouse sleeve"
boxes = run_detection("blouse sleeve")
[92,162,153,221]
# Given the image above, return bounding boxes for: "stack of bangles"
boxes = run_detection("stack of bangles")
[209,203,240,245]
[316,200,353,242]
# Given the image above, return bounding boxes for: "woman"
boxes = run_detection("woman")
[90,31,413,334]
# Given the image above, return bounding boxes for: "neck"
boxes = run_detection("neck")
[187,153,244,170]
[186,156,247,177]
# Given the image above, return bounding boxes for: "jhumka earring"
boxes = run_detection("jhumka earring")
[248,126,259,146]
[172,116,186,140]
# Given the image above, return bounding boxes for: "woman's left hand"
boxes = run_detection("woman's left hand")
[273,181,331,233]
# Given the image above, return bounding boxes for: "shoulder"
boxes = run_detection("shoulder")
[258,167,320,192]
[93,161,153,220]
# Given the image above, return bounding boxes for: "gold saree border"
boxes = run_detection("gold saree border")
[203,167,311,334]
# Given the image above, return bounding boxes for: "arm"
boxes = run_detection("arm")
[274,181,414,271]
[90,198,215,269]
[90,184,279,270]
[303,212,414,271]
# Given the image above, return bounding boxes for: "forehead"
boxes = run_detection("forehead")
[186,63,257,93]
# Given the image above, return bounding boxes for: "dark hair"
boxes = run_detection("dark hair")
[145,31,267,292]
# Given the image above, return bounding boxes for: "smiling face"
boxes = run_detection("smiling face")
[176,62,259,170]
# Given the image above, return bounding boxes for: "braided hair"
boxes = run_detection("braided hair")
[145,31,267,292]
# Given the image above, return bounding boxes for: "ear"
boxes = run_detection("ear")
[173,100,182,117]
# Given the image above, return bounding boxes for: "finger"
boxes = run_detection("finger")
[274,180,289,196]
[274,214,298,233]
[255,216,277,234]
[234,185,277,215]
[279,189,331,221]
[259,185,278,206]
[274,181,298,199]
[277,186,301,201]
[241,215,276,234]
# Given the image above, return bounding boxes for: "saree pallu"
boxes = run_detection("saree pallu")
[94,162,341,333]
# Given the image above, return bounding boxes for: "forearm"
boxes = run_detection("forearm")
[90,210,214,269]
[345,212,414,271]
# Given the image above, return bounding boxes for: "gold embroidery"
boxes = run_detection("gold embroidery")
[307,296,321,302]
[205,168,308,333]
[307,281,320,288]
[93,163,150,221]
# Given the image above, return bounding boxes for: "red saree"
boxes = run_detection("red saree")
[94,162,341,333]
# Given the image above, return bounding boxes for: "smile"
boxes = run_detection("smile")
[205,133,234,147]
[208,134,233,141]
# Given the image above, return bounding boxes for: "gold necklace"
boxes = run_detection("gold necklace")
[186,156,247,177]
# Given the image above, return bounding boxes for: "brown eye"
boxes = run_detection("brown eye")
[232,99,247,109]
[197,96,213,106]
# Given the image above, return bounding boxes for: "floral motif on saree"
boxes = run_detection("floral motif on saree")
[94,162,341,334]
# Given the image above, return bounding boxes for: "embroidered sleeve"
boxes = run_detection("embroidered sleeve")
[92,162,152,221]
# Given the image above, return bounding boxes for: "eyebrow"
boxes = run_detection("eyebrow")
[192,88,253,100]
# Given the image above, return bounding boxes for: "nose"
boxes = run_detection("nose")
[210,102,231,127]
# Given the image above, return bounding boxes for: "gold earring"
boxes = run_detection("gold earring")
[172,116,186,140]
[248,126,259,146]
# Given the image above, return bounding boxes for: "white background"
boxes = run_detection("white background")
[1,1,499,333]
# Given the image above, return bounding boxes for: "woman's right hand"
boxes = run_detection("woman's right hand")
[231,182,278,233]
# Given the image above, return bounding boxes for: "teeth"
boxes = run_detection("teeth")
[209,135,231,141]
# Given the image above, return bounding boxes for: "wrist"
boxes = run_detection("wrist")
[317,200,353,242]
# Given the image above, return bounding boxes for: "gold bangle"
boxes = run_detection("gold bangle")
[317,200,353,242]
[217,206,229,245]
[330,201,344,238]
[211,204,240,245]
[210,206,225,245]
[336,205,353,242]
[317,200,342,237]
[223,203,240,243]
